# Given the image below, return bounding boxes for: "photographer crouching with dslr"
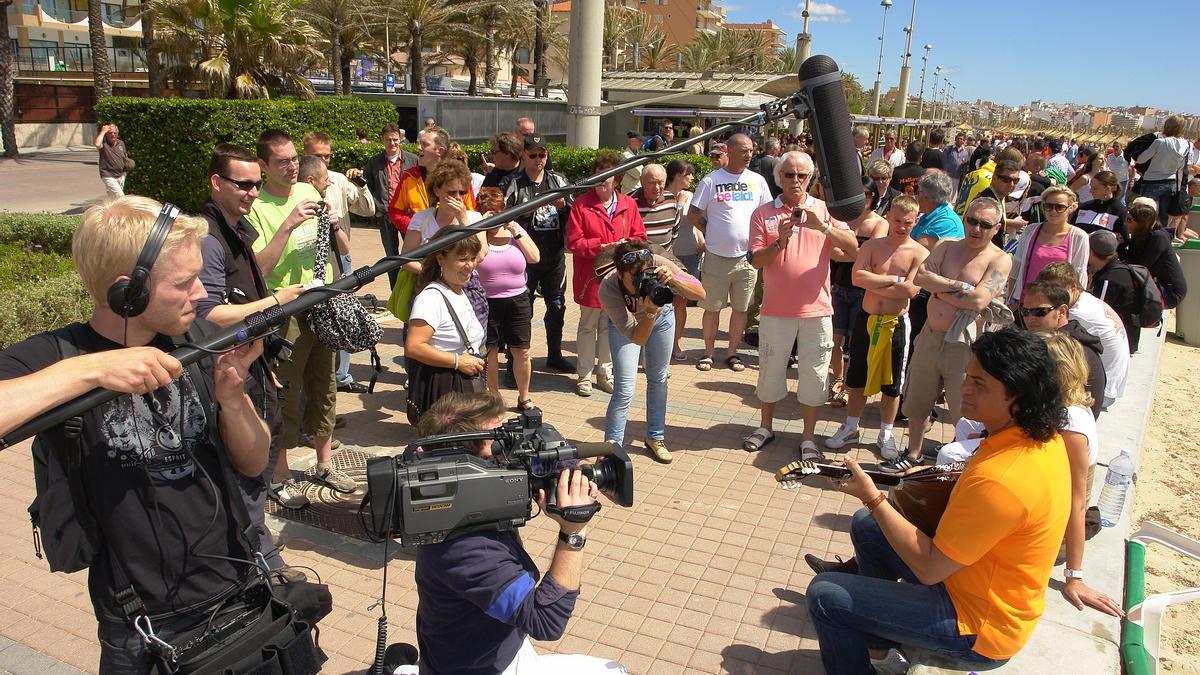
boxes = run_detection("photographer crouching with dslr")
[598,240,704,463]
[412,391,627,675]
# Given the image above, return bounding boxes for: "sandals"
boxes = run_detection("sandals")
[742,427,775,452]
[672,350,688,362]
[696,355,714,371]
[725,354,746,372]
[517,398,535,412]
[828,378,848,408]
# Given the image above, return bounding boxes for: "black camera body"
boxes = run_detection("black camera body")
[362,409,633,545]
[633,269,674,306]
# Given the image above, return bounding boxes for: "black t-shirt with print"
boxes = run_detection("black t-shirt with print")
[0,321,249,626]
[892,162,925,195]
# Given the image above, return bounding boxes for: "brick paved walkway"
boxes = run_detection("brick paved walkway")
[0,225,955,674]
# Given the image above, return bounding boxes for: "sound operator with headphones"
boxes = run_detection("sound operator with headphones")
[0,196,323,673]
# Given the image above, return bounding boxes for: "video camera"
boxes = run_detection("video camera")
[361,408,634,545]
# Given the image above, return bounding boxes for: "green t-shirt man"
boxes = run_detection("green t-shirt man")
[246,182,333,290]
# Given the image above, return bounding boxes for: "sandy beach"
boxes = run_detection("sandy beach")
[1134,321,1200,673]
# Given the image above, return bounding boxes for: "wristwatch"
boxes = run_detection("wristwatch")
[1065,568,1084,580]
[558,530,586,550]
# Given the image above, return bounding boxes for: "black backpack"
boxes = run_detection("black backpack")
[28,323,98,572]
[1127,263,1165,328]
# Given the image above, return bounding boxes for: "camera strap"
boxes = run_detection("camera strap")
[546,501,602,523]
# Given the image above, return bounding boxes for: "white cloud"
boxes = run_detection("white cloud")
[788,2,850,23]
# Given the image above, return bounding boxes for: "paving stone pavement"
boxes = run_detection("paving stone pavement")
[0,225,956,674]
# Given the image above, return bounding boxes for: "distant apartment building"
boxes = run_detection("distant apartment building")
[6,0,143,73]
[723,19,786,47]
[1090,110,1112,130]
[614,0,726,47]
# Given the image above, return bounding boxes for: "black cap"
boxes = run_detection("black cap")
[627,130,643,140]
[1089,230,1119,257]
[524,135,547,151]
[708,143,727,156]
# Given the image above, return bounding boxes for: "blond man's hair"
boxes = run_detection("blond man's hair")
[73,196,208,307]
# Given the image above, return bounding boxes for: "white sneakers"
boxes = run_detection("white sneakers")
[824,423,862,449]
[877,432,899,460]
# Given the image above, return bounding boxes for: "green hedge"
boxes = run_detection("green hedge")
[94,96,398,212]
[0,212,81,255]
[0,243,76,288]
[0,273,91,349]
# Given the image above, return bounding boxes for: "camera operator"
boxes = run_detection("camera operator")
[599,240,704,463]
[0,196,276,671]
[413,391,626,675]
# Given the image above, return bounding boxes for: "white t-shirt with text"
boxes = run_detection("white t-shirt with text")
[689,167,772,258]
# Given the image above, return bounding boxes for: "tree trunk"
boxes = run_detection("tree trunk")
[509,58,518,98]
[482,10,496,89]
[340,44,353,95]
[142,8,161,97]
[410,25,424,94]
[88,0,112,99]
[532,0,545,98]
[330,26,342,94]
[0,0,18,157]
[465,51,478,97]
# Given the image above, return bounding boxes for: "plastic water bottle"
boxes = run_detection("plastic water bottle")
[1097,449,1135,527]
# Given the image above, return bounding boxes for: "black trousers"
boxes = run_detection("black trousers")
[525,251,567,358]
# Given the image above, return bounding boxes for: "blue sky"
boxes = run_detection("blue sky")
[722,0,1200,114]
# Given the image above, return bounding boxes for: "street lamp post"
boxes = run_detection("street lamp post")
[931,65,941,120]
[895,0,918,119]
[947,82,955,121]
[916,44,931,120]
[870,0,893,117]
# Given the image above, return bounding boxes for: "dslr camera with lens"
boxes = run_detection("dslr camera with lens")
[360,408,634,544]
[632,268,674,306]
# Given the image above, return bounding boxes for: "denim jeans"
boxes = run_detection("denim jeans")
[605,305,674,446]
[1137,180,1175,229]
[806,509,1001,675]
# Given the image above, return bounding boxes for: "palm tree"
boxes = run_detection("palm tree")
[602,3,636,70]
[776,45,795,74]
[0,0,17,157]
[494,2,534,97]
[87,0,112,99]
[638,36,676,70]
[383,0,489,95]
[301,0,353,94]
[150,0,321,99]
[477,3,507,90]
[128,0,164,96]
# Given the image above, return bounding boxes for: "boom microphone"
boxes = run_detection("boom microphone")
[799,55,866,222]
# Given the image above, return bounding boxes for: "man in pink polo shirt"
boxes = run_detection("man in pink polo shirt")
[741,151,860,459]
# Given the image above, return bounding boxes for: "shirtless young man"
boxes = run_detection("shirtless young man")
[889,197,1013,472]
[825,195,929,458]
[827,178,890,405]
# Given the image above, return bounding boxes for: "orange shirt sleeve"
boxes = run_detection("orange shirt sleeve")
[933,475,1028,566]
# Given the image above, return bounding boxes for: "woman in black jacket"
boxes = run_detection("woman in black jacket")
[1072,171,1128,241]
[1121,201,1188,309]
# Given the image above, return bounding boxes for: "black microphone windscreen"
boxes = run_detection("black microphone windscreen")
[799,55,866,222]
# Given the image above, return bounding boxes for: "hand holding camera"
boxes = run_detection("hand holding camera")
[284,199,320,231]
[539,468,600,535]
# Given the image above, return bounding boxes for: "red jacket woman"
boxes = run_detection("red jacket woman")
[566,184,646,308]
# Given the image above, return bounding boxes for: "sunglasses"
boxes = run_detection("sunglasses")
[993,174,1019,184]
[219,175,263,191]
[782,171,810,180]
[526,152,547,159]
[1020,305,1062,318]
[1043,202,1070,212]
[964,215,999,229]
[620,249,653,266]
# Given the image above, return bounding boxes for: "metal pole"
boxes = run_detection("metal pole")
[895,0,917,119]
[791,0,813,135]
[916,44,930,120]
[566,0,603,148]
[870,0,892,117]
[931,66,941,121]
[0,97,812,448]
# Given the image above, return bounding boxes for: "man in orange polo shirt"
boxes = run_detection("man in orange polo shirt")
[806,327,1070,673]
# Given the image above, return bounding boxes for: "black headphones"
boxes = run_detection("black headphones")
[106,203,181,318]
